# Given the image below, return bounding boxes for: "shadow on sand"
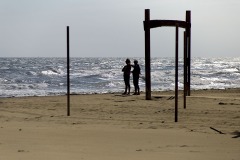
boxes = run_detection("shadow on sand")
[231,131,240,138]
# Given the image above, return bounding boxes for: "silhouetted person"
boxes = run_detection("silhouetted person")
[122,58,131,95]
[132,60,141,95]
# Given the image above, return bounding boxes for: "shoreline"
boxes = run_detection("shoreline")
[1,87,240,99]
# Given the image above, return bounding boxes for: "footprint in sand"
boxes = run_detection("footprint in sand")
[18,150,24,152]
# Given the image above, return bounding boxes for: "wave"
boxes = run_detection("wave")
[26,71,38,76]
[1,57,240,97]
[41,68,65,75]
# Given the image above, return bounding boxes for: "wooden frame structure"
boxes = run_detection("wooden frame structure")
[143,9,191,122]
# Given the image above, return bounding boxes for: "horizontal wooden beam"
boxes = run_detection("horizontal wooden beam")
[144,20,190,30]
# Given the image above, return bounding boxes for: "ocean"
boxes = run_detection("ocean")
[0,57,240,97]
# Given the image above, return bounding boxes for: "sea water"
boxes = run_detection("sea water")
[0,57,240,97]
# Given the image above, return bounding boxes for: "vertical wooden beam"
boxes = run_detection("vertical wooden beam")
[144,9,151,100]
[186,11,191,96]
[183,31,187,109]
[175,26,179,122]
[67,26,70,116]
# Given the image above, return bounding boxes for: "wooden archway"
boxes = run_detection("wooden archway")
[143,9,191,122]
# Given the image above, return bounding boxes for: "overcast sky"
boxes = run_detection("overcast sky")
[0,0,239,57]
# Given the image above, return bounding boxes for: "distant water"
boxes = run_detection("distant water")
[0,57,240,97]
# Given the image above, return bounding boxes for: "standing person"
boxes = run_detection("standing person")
[122,58,131,95]
[132,60,141,95]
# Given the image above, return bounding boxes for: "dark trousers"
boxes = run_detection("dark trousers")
[133,76,139,93]
[124,75,130,94]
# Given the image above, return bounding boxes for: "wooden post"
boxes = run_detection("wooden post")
[145,9,151,100]
[186,11,191,96]
[67,26,70,116]
[175,26,179,122]
[183,31,187,109]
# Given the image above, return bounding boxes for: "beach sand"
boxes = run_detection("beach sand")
[0,89,239,160]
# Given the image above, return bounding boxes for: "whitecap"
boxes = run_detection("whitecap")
[41,70,59,75]
[26,71,37,76]
[223,68,238,73]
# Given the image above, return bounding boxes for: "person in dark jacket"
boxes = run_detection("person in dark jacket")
[122,58,131,95]
[132,60,141,95]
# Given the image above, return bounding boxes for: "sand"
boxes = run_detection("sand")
[0,89,239,160]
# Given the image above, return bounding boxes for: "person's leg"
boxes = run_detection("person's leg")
[133,77,137,95]
[124,76,130,95]
[127,79,130,94]
[123,86,127,94]
[136,77,140,95]
[123,76,128,94]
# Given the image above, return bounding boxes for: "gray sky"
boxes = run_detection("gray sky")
[1,0,239,57]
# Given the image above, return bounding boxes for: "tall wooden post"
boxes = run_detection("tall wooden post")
[67,26,70,116]
[175,26,179,122]
[186,11,191,96]
[145,9,151,100]
[183,31,187,109]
